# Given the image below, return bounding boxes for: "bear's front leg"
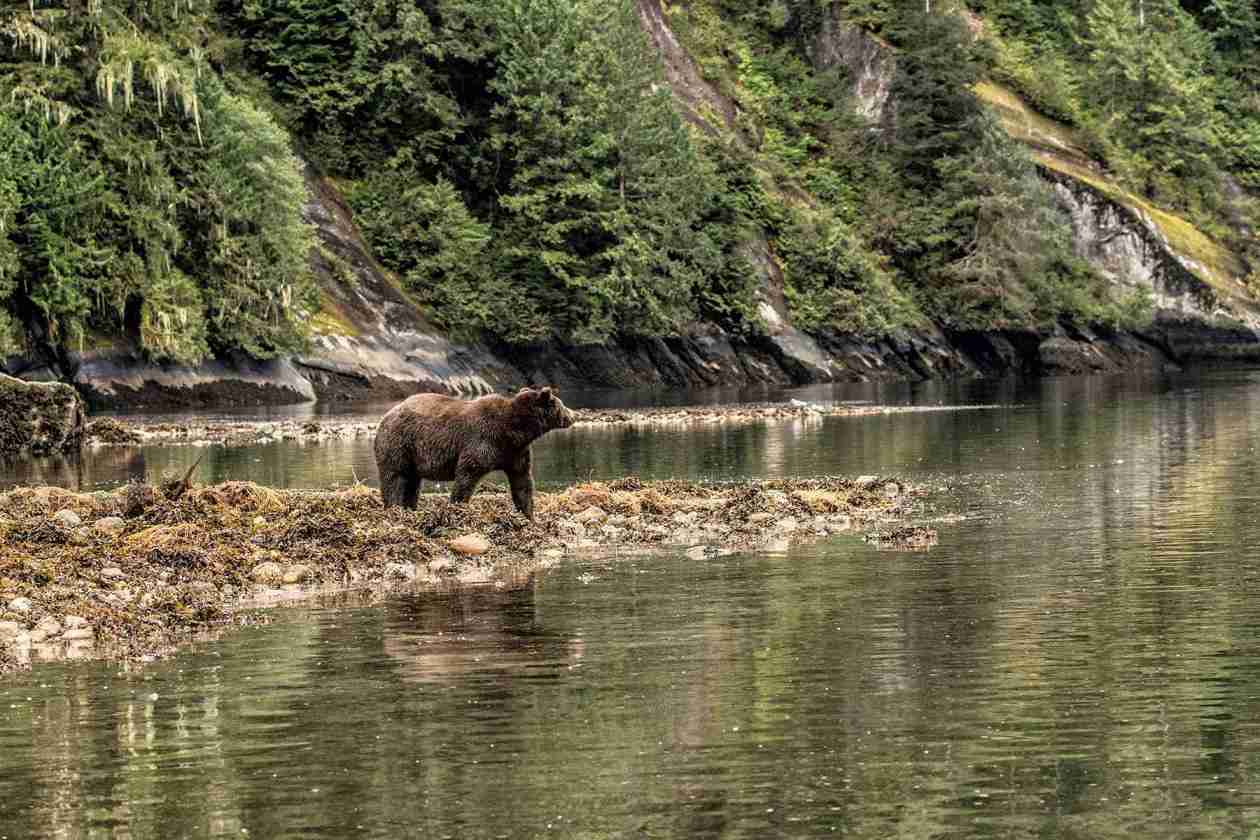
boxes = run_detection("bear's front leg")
[450,462,487,505]
[507,452,534,520]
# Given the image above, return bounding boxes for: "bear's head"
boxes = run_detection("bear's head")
[515,387,576,433]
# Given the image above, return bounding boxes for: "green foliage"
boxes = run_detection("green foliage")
[4,0,1252,371]
[781,208,917,333]
[351,177,503,341]
[0,0,315,365]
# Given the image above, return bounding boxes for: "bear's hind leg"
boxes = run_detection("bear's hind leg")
[401,476,421,509]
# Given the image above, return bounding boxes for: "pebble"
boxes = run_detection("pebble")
[449,533,491,557]
[93,516,126,537]
[52,509,82,529]
[251,561,285,585]
[283,564,312,584]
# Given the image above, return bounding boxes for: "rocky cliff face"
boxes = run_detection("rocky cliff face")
[4,7,1255,408]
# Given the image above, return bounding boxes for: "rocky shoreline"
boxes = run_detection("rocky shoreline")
[0,475,932,673]
[83,401,1003,448]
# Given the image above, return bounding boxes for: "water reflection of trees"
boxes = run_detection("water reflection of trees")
[6,372,1260,835]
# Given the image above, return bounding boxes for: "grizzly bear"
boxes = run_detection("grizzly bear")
[373,387,576,519]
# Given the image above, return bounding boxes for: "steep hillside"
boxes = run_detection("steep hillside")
[1,0,1257,405]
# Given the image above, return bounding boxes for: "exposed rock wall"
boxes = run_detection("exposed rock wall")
[809,10,896,128]
[0,374,84,458]
[1045,168,1260,363]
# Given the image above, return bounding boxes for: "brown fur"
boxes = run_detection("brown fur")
[373,387,576,519]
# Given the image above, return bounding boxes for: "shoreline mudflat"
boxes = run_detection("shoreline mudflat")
[0,476,931,673]
[83,401,1004,447]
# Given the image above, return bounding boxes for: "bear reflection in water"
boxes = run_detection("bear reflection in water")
[383,580,584,684]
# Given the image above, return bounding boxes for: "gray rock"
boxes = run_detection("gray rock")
[52,509,82,529]
[93,516,126,537]
[251,561,285,585]
[7,596,32,614]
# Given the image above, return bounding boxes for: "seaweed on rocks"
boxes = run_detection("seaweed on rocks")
[1,475,934,672]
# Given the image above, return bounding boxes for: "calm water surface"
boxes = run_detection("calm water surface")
[4,370,1260,838]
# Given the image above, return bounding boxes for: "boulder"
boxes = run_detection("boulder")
[0,373,85,458]
[7,596,32,614]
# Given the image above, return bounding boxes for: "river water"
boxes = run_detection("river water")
[4,369,1260,838]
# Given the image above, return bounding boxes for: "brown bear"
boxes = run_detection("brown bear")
[373,387,576,519]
